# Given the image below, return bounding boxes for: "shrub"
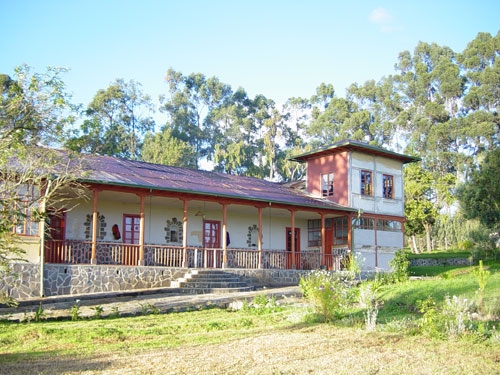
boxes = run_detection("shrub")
[390,249,410,282]
[358,282,380,331]
[299,270,355,322]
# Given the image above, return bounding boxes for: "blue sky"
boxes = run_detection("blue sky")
[1,0,499,123]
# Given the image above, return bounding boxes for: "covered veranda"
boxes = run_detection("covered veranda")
[44,183,355,271]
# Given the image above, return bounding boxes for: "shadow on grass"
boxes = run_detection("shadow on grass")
[0,352,115,375]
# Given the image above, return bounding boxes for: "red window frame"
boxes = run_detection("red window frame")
[321,172,334,197]
[203,220,221,248]
[123,214,140,244]
[361,170,373,196]
[383,174,394,199]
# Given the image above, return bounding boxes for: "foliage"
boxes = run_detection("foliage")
[90,305,104,319]
[457,147,500,231]
[358,281,380,331]
[66,79,155,159]
[241,294,283,315]
[299,270,355,322]
[141,127,197,168]
[389,249,410,282]
[140,303,159,315]
[0,66,88,305]
[473,260,491,313]
[70,300,81,321]
[341,251,363,279]
[416,295,477,339]
[404,163,439,252]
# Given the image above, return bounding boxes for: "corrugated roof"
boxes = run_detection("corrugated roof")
[79,153,355,212]
[290,139,419,164]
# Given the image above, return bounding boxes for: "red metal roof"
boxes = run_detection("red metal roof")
[80,153,355,213]
[290,139,419,164]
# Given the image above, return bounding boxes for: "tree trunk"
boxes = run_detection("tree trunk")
[423,223,432,252]
[411,235,419,253]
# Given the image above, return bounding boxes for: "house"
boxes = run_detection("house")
[290,139,418,270]
[6,140,417,298]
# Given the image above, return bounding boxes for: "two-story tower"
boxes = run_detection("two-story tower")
[291,139,418,270]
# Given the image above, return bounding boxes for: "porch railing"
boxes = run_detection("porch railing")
[44,240,347,271]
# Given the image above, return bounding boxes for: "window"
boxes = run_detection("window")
[361,170,372,196]
[333,217,348,245]
[321,172,334,197]
[14,201,40,236]
[377,220,402,232]
[383,174,394,199]
[308,220,321,247]
[307,218,334,247]
[353,217,374,230]
[123,214,140,244]
[13,184,40,236]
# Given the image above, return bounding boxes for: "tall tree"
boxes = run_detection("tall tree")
[66,79,155,159]
[457,31,500,162]
[457,147,500,231]
[159,69,232,167]
[0,66,87,303]
[394,41,465,177]
[404,163,439,252]
[141,127,197,168]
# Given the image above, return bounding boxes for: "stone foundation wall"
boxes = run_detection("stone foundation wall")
[227,269,308,287]
[1,263,307,300]
[409,257,472,267]
[1,263,187,299]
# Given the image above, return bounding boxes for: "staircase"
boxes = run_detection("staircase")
[171,269,254,294]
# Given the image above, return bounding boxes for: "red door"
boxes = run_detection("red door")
[203,220,221,267]
[123,214,140,244]
[324,229,333,269]
[45,211,66,263]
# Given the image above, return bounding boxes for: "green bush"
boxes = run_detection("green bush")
[389,250,410,282]
[299,270,355,322]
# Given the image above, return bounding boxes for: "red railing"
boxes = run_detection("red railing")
[44,240,347,271]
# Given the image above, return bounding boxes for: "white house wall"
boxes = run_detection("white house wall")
[353,228,403,270]
[64,199,309,251]
[350,152,404,216]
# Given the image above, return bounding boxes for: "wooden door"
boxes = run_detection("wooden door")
[45,211,66,263]
[203,220,221,267]
[123,214,140,244]
[286,228,300,269]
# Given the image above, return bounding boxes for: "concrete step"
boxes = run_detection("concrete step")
[176,286,255,295]
[172,281,250,289]
[172,269,254,295]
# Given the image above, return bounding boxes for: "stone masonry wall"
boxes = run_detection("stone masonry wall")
[1,263,306,300]
[409,257,472,267]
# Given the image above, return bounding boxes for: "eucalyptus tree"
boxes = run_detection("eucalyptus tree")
[346,76,404,148]
[210,89,272,176]
[141,127,197,168]
[404,163,439,252]
[159,69,232,167]
[393,41,465,177]
[457,31,500,160]
[306,82,393,147]
[66,79,155,159]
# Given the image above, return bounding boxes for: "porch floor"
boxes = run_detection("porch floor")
[0,285,302,322]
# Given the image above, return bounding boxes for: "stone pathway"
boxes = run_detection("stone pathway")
[0,286,302,322]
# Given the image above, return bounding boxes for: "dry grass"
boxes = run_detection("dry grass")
[1,324,499,375]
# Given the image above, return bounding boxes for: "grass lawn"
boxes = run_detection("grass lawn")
[1,260,499,374]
